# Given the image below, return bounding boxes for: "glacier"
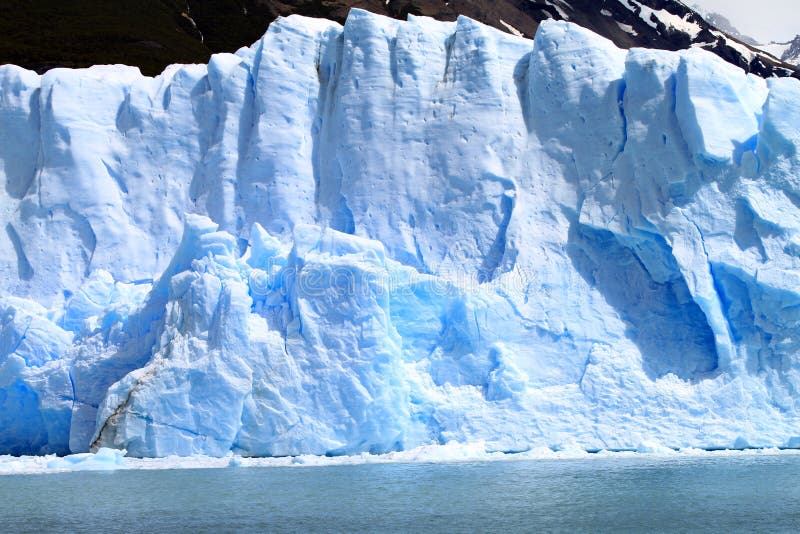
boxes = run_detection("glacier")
[2,9,800,457]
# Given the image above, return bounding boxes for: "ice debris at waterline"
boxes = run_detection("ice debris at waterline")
[0,448,127,475]
[45,448,128,472]
[2,9,800,458]
[4,444,800,476]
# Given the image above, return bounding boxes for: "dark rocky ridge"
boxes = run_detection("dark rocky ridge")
[0,0,797,79]
[775,36,800,66]
[786,37,800,65]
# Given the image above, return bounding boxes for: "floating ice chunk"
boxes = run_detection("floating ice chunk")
[46,447,128,471]
[636,440,677,455]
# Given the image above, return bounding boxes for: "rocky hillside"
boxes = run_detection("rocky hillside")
[758,36,800,67]
[0,0,797,78]
[698,11,758,46]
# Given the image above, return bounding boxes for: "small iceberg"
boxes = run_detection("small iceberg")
[46,448,128,472]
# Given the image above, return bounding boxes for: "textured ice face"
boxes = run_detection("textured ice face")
[2,11,800,457]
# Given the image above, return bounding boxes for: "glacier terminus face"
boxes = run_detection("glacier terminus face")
[2,9,800,457]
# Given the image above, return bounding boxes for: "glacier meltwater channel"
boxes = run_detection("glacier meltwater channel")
[1,10,800,457]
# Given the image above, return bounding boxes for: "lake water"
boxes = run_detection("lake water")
[1,453,799,532]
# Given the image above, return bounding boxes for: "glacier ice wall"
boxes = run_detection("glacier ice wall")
[2,10,800,456]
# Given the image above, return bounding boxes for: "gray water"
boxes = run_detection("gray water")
[1,454,799,533]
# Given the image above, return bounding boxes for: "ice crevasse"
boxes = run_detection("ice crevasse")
[2,9,800,457]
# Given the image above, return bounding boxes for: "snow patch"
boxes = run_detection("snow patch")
[626,0,702,38]
[499,20,524,38]
[543,0,571,20]
[617,22,638,36]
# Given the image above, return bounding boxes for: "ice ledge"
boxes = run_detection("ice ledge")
[4,442,800,475]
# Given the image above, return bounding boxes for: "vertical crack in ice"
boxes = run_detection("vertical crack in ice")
[67,368,77,411]
[34,86,48,210]
[614,78,629,165]
[513,52,533,134]
[5,223,33,281]
[680,210,738,372]
[577,352,593,393]
[91,348,171,450]
[312,29,344,225]
[4,315,33,358]
[389,36,400,89]
[442,33,456,83]
[2,88,40,199]
[479,184,515,283]
[100,158,128,195]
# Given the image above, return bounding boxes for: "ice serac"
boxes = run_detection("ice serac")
[2,10,800,457]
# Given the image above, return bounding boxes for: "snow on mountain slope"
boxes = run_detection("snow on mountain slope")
[696,11,758,46]
[758,36,800,67]
[2,10,800,457]
[525,0,799,79]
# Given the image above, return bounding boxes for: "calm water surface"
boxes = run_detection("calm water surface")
[1,454,799,532]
